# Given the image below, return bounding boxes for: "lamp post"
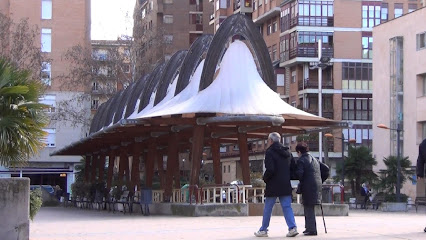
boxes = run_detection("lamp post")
[377,123,403,202]
[324,133,356,202]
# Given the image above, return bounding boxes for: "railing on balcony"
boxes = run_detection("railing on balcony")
[298,78,333,90]
[282,16,334,32]
[289,46,333,59]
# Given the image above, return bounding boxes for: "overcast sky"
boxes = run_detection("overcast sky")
[91,0,136,40]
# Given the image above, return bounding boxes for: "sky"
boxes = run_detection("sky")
[91,0,136,40]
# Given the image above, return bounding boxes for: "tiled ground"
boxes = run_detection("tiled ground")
[30,207,426,240]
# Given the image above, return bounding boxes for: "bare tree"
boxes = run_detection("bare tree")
[0,13,48,81]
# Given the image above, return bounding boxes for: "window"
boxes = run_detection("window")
[381,3,388,23]
[417,32,426,50]
[277,74,284,87]
[362,34,373,59]
[93,49,108,60]
[123,64,130,73]
[91,98,99,110]
[342,62,373,90]
[163,15,173,24]
[92,81,99,91]
[223,165,226,173]
[342,125,373,149]
[291,71,296,83]
[259,0,263,7]
[267,23,272,35]
[342,97,372,121]
[164,0,173,4]
[394,3,403,18]
[41,0,52,19]
[272,44,277,61]
[234,145,239,151]
[228,165,230,173]
[41,28,51,52]
[362,2,381,28]
[164,34,173,44]
[408,3,417,13]
[41,62,51,86]
[42,128,56,147]
[220,146,227,152]
[298,0,334,27]
[272,20,277,33]
[141,8,146,19]
[39,94,56,113]
[189,13,203,24]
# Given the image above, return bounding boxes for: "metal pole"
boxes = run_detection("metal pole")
[341,135,345,201]
[396,124,401,202]
[318,39,323,162]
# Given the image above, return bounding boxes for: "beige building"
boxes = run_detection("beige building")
[373,7,426,198]
[133,0,213,81]
[0,0,91,194]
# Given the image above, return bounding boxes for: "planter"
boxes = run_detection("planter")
[379,202,407,212]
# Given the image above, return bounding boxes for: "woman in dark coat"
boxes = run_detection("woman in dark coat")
[296,143,323,236]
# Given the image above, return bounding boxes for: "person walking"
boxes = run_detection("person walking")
[254,132,298,238]
[416,138,426,233]
[295,142,328,236]
[360,183,371,209]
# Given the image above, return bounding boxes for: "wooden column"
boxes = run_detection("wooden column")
[91,155,98,183]
[119,149,129,183]
[84,155,91,182]
[98,154,106,183]
[145,140,157,187]
[189,125,205,187]
[156,151,165,189]
[211,139,222,184]
[131,144,141,192]
[107,150,115,190]
[238,132,251,185]
[165,133,179,199]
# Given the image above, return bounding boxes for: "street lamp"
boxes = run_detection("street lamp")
[324,133,356,202]
[377,123,403,202]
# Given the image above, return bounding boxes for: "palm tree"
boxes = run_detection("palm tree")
[379,156,414,196]
[341,145,378,197]
[0,58,48,167]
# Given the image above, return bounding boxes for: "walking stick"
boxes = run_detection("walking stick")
[320,203,327,233]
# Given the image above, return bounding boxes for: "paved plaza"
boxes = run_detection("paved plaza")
[30,207,426,240]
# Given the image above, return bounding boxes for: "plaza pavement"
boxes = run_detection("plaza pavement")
[30,207,426,240]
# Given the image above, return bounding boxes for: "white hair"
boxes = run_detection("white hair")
[268,132,281,143]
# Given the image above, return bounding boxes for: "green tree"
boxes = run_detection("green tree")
[0,58,48,166]
[379,155,414,198]
[340,145,378,197]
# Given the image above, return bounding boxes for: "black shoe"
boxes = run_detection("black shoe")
[303,231,317,236]
[303,230,308,234]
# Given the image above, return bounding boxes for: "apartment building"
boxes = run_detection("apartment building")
[0,0,91,193]
[206,0,422,184]
[373,7,426,198]
[133,0,214,81]
[91,39,132,112]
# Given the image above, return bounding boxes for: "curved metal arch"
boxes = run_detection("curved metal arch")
[93,97,114,133]
[175,35,213,96]
[154,50,188,105]
[112,82,136,124]
[103,90,124,127]
[89,101,107,134]
[124,74,150,118]
[138,62,166,112]
[199,14,275,91]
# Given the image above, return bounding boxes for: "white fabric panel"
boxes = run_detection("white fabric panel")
[133,41,319,120]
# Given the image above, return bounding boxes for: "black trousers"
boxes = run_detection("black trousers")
[304,204,317,232]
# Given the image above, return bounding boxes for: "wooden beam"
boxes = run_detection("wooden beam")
[91,155,97,183]
[107,151,115,190]
[131,144,141,192]
[118,150,126,182]
[98,154,105,183]
[165,133,178,201]
[189,125,205,187]
[211,139,222,184]
[85,155,90,182]
[145,140,156,188]
[238,132,251,185]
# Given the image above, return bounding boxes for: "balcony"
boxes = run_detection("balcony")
[281,46,333,63]
[282,16,334,32]
[298,78,333,90]
[304,108,334,120]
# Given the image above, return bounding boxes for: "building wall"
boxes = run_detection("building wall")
[373,7,426,197]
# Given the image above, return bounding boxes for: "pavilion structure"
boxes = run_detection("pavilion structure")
[52,14,346,201]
